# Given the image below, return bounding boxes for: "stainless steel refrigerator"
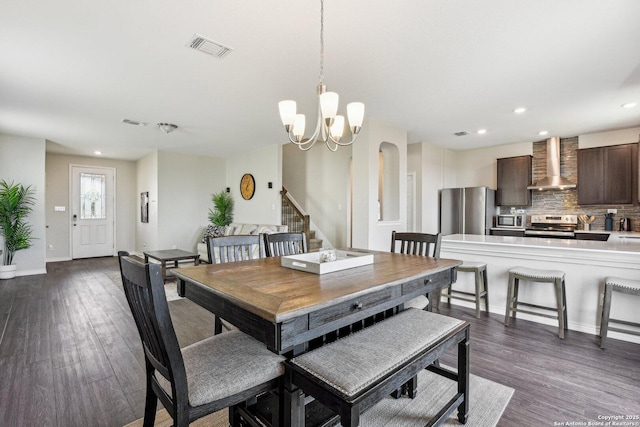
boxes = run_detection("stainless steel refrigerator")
[440,187,496,235]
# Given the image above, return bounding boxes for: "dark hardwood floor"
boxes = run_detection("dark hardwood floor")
[0,257,638,426]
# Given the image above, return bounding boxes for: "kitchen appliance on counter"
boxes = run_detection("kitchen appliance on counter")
[620,218,632,231]
[525,214,578,239]
[440,187,496,235]
[495,214,525,229]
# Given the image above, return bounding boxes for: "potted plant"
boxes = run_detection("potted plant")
[0,180,36,279]
[206,190,234,238]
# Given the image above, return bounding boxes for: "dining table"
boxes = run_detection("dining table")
[172,249,461,427]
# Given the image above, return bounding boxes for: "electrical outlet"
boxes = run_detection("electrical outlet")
[48,244,53,250]
[607,208,617,214]
[143,242,147,247]
[172,245,177,249]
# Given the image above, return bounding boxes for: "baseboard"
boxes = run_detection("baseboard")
[16,268,48,277]
[46,256,72,263]
[442,298,640,344]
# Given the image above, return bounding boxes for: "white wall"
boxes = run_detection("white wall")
[283,119,408,251]
[407,142,449,234]
[157,151,226,252]
[454,142,532,188]
[282,141,351,248]
[136,151,158,253]
[45,153,137,260]
[352,120,407,251]
[0,134,47,275]
[226,144,282,225]
[579,127,640,148]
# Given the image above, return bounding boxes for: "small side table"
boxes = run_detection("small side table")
[143,249,200,282]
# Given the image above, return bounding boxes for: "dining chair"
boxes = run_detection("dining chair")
[206,235,265,334]
[263,232,308,257]
[117,251,284,427]
[389,232,444,391]
[390,231,442,311]
[206,234,265,264]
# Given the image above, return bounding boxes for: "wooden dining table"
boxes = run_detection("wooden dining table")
[172,250,461,426]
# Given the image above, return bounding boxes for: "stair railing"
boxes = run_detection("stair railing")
[281,187,310,236]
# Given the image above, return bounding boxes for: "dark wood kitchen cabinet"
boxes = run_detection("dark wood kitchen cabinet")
[497,155,532,206]
[577,143,638,205]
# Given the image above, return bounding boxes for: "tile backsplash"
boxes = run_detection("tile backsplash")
[499,137,640,231]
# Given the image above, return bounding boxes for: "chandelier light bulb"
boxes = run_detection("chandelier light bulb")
[278,100,297,128]
[320,92,339,119]
[330,115,345,140]
[292,114,306,141]
[347,102,365,129]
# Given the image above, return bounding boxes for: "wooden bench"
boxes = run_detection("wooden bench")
[284,308,470,427]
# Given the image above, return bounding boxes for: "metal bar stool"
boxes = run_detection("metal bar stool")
[444,262,489,318]
[505,266,568,339]
[600,277,640,349]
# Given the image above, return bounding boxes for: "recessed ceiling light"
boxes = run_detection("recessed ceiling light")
[94,151,102,155]
[513,107,526,114]
[621,102,637,109]
[477,129,487,135]
[538,130,549,136]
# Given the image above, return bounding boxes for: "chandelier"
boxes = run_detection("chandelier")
[278,0,364,152]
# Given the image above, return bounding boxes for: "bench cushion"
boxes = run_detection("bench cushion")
[288,308,464,398]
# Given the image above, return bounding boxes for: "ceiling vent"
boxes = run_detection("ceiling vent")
[122,119,147,126]
[187,34,233,59]
[454,131,469,136]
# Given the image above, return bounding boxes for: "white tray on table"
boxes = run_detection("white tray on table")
[281,250,374,275]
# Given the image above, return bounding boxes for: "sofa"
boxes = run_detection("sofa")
[197,222,289,263]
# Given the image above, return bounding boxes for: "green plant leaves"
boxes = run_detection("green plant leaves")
[0,180,36,265]
[208,190,234,226]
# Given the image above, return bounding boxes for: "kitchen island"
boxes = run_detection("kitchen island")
[441,233,640,344]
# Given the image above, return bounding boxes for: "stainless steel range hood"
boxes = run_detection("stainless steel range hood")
[527,137,576,190]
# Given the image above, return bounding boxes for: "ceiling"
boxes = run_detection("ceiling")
[2,0,640,161]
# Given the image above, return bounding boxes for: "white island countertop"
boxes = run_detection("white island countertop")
[444,232,640,256]
[440,233,640,344]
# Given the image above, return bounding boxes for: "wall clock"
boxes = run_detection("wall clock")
[240,173,255,200]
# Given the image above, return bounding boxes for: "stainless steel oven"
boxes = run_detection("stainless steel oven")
[525,214,578,239]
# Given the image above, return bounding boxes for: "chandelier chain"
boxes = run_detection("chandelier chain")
[319,0,324,85]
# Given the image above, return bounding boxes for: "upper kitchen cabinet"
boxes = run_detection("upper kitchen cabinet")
[497,155,532,206]
[577,143,638,205]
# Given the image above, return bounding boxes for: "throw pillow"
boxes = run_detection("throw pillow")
[202,225,226,242]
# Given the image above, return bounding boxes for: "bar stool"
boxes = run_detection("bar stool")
[505,266,568,339]
[600,277,640,349]
[443,262,489,318]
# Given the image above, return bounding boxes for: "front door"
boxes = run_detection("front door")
[71,166,115,259]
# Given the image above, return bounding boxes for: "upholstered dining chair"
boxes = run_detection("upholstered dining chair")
[117,251,284,427]
[206,234,264,264]
[263,232,308,257]
[390,231,443,311]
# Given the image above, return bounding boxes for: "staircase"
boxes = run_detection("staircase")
[281,187,323,250]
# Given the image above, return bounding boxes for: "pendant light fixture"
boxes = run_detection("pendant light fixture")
[278,0,364,152]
